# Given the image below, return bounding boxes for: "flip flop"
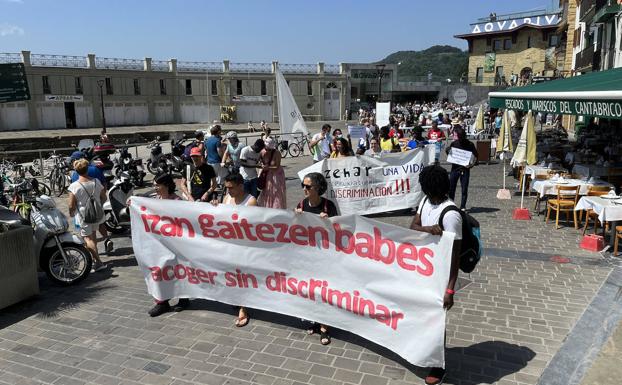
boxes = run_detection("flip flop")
[235,316,249,327]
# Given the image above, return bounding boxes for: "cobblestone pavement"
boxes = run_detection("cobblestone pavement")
[0,143,620,385]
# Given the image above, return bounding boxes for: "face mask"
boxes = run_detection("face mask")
[336,134,343,139]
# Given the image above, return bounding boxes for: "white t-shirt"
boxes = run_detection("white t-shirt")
[417,198,462,240]
[311,133,332,162]
[68,179,105,226]
[239,146,260,180]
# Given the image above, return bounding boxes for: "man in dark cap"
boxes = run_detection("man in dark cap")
[239,139,265,198]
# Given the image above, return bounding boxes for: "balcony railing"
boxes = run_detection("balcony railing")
[151,60,169,72]
[0,53,21,64]
[229,62,272,73]
[31,54,88,68]
[95,57,144,71]
[575,45,595,70]
[176,61,223,72]
[324,64,340,74]
[280,63,317,74]
[580,0,596,21]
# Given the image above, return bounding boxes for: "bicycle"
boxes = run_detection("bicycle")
[273,135,289,158]
[287,134,312,158]
[48,156,71,197]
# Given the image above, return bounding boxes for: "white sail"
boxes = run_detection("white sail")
[276,67,309,137]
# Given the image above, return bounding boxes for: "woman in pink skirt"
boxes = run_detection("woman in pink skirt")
[258,138,286,209]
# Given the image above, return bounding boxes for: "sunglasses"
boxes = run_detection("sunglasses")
[301,183,314,190]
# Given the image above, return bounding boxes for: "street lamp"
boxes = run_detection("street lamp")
[375,64,386,102]
[96,79,107,134]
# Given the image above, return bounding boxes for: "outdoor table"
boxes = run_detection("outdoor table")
[575,196,622,246]
[572,164,611,178]
[531,179,613,198]
[525,165,557,179]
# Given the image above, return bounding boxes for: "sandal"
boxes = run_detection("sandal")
[319,328,331,345]
[235,316,249,327]
[307,324,318,335]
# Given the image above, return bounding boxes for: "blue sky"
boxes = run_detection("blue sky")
[1,0,557,64]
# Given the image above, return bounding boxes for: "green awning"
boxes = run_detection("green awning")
[489,67,622,120]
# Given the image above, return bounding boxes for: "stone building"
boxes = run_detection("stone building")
[455,9,564,86]
[0,51,345,131]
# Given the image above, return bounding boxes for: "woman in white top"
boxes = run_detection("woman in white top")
[67,158,108,273]
[212,173,256,327]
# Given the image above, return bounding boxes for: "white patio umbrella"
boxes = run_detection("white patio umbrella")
[511,110,537,213]
[496,110,513,199]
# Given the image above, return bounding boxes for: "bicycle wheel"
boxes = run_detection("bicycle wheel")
[37,182,52,196]
[279,142,288,158]
[288,143,302,158]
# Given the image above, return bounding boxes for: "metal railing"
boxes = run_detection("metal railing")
[280,63,317,74]
[580,0,596,21]
[575,45,595,69]
[151,60,169,72]
[0,53,21,64]
[177,61,223,72]
[475,8,553,23]
[229,62,272,73]
[95,57,144,71]
[324,64,340,74]
[30,54,88,68]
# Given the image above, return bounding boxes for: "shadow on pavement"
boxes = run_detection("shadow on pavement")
[0,271,114,329]
[177,300,534,384]
[468,207,500,214]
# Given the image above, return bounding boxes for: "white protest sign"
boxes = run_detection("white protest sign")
[348,125,367,140]
[447,147,475,167]
[130,197,453,368]
[298,146,435,215]
[376,102,391,127]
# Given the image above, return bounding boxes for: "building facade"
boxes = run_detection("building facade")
[572,0,622,73]
[0,51,345,131]
[455,9,564,86]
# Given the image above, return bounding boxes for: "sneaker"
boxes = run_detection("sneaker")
[173,298,190,312]
[148,302,171,317]
[92,262,108,273]
[425,367,446,385]
[104,238,114,253]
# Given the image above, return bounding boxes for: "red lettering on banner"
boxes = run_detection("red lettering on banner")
[417,247,434,276]
[218,221,237,239]
[308,226,329,249]
[286,277,298,295]
[354,233,373,259]
[198,214,218,238]
[396,243,418,271]
[256,223,275,242]
[334,224,355,254]
[274,223,291,243]
[373,227,395,264]
[148,263,217,285]
[140,209,195,238]
[290,225,309,246]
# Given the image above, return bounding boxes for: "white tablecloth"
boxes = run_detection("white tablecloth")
[531,179,613,198]
[575,196,622,223]
[525,165,553,179]
[572,164,610,178]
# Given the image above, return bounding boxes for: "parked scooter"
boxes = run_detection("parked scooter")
[146,136,164,175]
[114,140,146,188]
[0,196,92,286]
[76,139,116,185]
[103,171,133,234]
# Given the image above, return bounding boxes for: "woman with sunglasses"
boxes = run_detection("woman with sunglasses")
[296,172,338,345]
[212,173,257,327]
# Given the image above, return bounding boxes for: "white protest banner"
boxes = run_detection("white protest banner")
[348,125,367,140]
[130,197,453,368]
[447,147,475,167]
[298,146,435,215]
[376,102,391,127]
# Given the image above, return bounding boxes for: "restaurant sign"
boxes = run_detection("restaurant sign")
[470,14,560,34]
[490,97,622,120]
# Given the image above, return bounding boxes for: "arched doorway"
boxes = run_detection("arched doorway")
[323,82,340,120]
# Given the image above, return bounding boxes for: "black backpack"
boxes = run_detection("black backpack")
[438,205,482,273]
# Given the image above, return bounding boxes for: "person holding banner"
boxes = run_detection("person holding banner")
[409,165,462,385]
[309,124,332,163]
[211,172,258,327]
[148,173,190,317]
[258,138,286,209]
[379,126,400,153]
[239,139,265,198]
[180,147,217,202]
[330,137,354,158]
[446,127,478,211]
[364,138,382,158]
[296,172,338,345]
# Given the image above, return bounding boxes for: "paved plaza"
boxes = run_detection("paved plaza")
[1,135,622,385]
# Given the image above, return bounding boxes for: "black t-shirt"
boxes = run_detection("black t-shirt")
[299,197,339,217]
[189,163,216,200]
[447,139,478,171]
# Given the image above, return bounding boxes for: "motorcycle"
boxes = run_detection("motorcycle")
[114,140,145,188]
[76,139,116,185]
[0,196,92,286]
[103,171,133,234]
[146,137,164,175]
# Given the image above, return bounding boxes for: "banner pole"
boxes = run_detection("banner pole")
[520,164,527,208]
[502,157,506,190]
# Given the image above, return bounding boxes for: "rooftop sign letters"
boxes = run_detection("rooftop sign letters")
[470,14,560,34]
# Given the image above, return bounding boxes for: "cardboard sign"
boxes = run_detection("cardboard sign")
[447,147,475,167]
[348,125,367,140]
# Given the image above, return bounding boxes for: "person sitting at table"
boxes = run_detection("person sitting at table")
[563,145,579,173]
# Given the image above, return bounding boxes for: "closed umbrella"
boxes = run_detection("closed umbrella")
[511,110,537,218]
[496,110,513,199]
[474,105,485,133]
